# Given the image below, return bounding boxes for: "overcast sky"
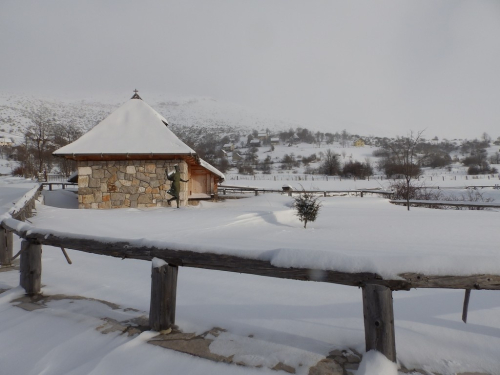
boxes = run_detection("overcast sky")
[1,1,499,139]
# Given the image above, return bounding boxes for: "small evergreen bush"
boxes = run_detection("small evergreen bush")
[293,191,321,228]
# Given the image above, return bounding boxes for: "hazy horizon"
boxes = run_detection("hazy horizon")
[1,1,499,139]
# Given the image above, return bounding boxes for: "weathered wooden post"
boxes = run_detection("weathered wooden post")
[26,201,33,218]
[150,259,178,332]
[361,191,364,198]
[255,190,259,196]
[362,284,396,362]
[0,229,13,266]
[20,240,42,295]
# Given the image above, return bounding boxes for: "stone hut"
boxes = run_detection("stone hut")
[53,93,224,209]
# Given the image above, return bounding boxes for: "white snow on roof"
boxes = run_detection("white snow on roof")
[199,158,225,181]
[54,99,195,155]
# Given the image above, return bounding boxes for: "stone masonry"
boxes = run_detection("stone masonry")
[77,160,188,209]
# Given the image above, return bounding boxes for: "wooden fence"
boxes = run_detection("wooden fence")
[1,184,499,364]
[0,184,42,266]
[219,185,394,198]
[390,199,500,209]
[226,172,499,183]
[40,182,77,191]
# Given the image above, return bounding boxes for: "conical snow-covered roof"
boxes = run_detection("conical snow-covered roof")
[54,98,196,156]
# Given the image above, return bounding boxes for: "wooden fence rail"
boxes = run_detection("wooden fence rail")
[0,184,43,267]
[40,182,77,191]
[219,185,394,198]
[390,199,500,209]
[1,184,499,365]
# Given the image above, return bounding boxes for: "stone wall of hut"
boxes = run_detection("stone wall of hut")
[77,160,188,209]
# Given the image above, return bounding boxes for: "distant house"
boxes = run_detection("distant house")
[354,139,365,147]
[0,137,13,146]
[222,143,234,152]
[270,137,280,145]
[289,134,300,145]
[249,139,262,147]
[232,152,243,162]
[257,131,268,141]
[53,91,224,209]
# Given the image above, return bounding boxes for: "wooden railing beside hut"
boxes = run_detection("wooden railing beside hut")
[0,184,42,266]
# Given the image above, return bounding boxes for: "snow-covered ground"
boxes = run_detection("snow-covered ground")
[0,177,38,216]
[1,92,498,373]
[226,141,500,185]
[1,183,500,374]
[24,192,500,280]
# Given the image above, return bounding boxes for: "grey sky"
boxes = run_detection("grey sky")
[1,1,499,139]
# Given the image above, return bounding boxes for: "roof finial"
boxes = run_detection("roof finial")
[131,89,142,100]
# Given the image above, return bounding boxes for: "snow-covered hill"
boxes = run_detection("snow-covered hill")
[0,93,302,144]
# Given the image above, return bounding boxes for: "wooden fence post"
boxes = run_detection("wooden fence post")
[362,284,396,362]
[0,229,13,266]
[20,240,42,295]
[26,201,33,218]
[150,261,178,332]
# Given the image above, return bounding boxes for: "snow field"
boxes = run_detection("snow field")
[2,232,500,374]
[30,192,500,279]
[1,183,500,374]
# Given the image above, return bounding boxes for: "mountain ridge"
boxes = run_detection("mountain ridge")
[0,93,304,143]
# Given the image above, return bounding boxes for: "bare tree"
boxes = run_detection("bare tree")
[23,105,57,176]
[52,122,83,176]
[489,152,500,165]
[482,132,491,145]
[387,130,424,211]
[319,149,340,175]
[340,129,350,148]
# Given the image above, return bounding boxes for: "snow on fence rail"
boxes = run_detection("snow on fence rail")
[0,183,42,268]
[390,199,500,209]
[1,188,499,364]
[219,185,394,198]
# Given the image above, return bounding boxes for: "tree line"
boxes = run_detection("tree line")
[5,102,499,182]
